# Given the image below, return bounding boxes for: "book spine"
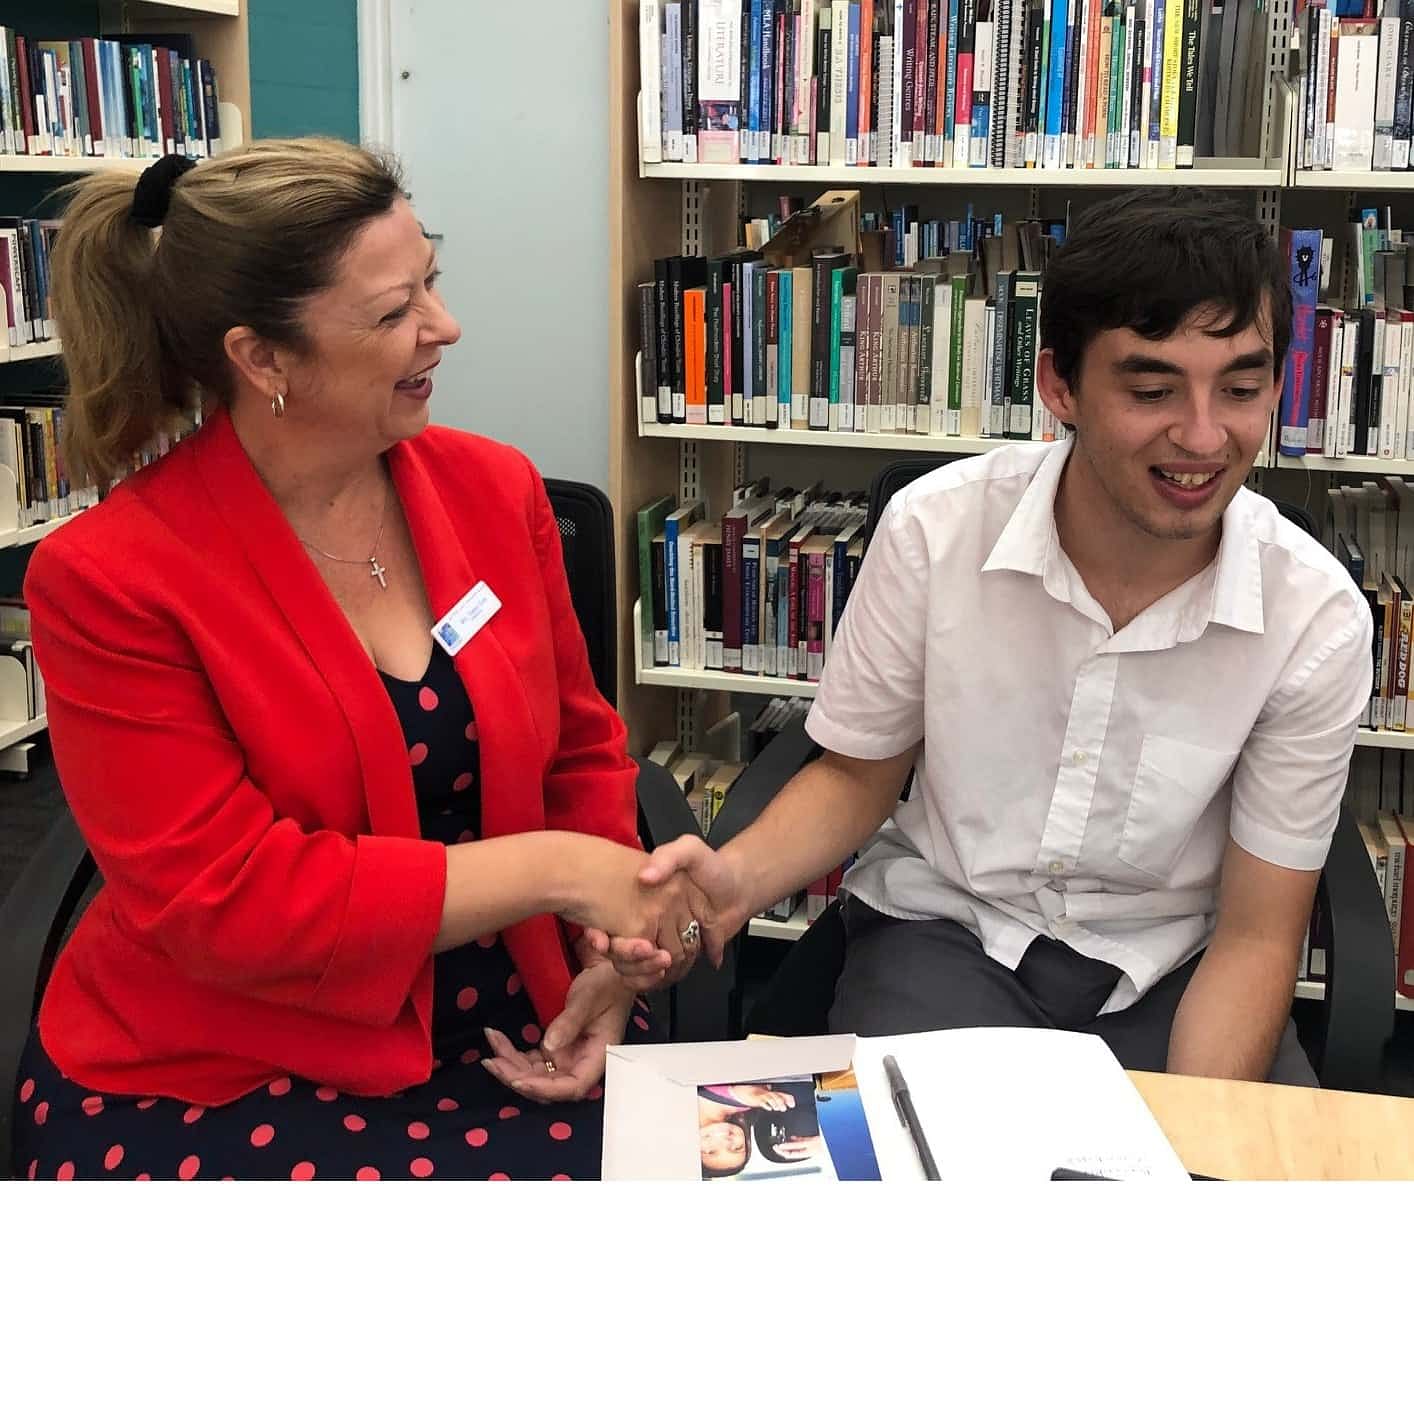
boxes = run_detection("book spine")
[1279,230,1322,455]
[1009,272,1039,435]
[752,264,768,425]
[1175,0,1199,165]
[1396,4,1414,170]
[989,269,1011,434]
[723,511,744,671]
[1376,10,1401,170]
[706,261,726,423]
[765,269,780,429]
[641,1,664,162]
[779,268,794,427]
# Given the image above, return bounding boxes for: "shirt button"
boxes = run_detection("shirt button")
[1072,750,1088,765]
[1048,861,1066,876]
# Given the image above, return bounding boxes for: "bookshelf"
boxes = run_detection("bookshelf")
[641,162,1288,189]
[0,3,252,776]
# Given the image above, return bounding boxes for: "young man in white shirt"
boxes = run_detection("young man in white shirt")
[596,190,1373,1085]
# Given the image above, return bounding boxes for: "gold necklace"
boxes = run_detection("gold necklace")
[299,479,390,590]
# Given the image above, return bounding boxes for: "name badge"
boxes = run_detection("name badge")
[432,581,502,657]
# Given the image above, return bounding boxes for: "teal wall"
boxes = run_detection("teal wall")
[248,0,360,142]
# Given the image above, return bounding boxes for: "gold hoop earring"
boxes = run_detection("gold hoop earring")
[271,390,286,419]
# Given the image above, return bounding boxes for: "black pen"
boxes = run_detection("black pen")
[883,1054,940,1180]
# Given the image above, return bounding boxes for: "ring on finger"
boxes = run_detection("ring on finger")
[678,919,701,950]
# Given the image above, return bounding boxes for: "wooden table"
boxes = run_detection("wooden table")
[1130,1071,1414,1180]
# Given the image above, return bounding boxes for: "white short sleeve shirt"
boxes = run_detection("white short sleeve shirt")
[805,439,1374,1012]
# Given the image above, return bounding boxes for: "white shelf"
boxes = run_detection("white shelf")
[748,905,811,942]
[137,0,240,13]
[1357,729,1414,751]
[1271,451,1414,475]
[0,510,83,553]
[1294,978,1414,1013]
[633,599,820,699]
[0,340,61,365]
[640,416,1000,456]
[641,161,1286,189]
[0,155,149,174]
[1292,170,1414,191]
[0,714,45,752]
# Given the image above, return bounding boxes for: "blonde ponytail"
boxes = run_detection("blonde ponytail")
[50,168,189,485]
[51,138,404,488]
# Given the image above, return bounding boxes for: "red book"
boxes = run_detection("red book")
[1307,308,1334,453]
[14,35,37,155]
[80,38,104,156]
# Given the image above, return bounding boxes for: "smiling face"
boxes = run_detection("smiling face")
[277,197,461,456]
[700,1120,749,1177]
[1038,300,1282,547]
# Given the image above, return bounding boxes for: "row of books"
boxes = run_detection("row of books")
[0,28,223,162]
[1277,218,1414,460]
[637,483,872,677]
[1348,750,1414,998]
[0,217,57,351]
[0,403,84,532]
[639,0,1268,172]
[1324,477,1414,728]
[1294,1,1414,173]
[640,226,1068,439]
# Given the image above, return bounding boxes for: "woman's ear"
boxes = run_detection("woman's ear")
[223,325,290,402]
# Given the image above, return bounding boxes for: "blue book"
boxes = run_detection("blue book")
[663,502,703,668]
[741,258,760,422]
[1279,230,1322,457]
[846,2,861,162]
[1147,0,1166,166]
[779,269,793,422]
[1059,0,1077,165]
[1044,1,1067,167]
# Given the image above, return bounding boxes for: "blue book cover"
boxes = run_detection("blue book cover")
[1044,0,1067,161]
[779,269,793,416]
[1148,0,1166,158]
[1059,0,1077,160]
[1279,229,1323,457]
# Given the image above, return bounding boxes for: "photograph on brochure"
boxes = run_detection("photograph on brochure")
[696,1069,882,1181]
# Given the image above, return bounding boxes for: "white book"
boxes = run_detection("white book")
[1333,23,1379,171]
[1314,6,1332,168]
[981,304,996,435]
[1324,312,1343,459]
[1381,313,1402,459]
[664,5,684,161]
[1074,0,1092,170]
[1335,314,1358,458]
[1375,14,1401,170]
[893,0,910,165]
[877,34,895,167]
[959,298,987,436]
[798,0,818,163]
[1007,0,1026,167]
[970,18,994,168]
[1395,316,1413,466]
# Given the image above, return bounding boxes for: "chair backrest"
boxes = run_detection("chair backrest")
[865,458,957,547]
[0,808,97,1177]
[543,477,617,708]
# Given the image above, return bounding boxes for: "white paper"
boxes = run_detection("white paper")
[852,1029,1190,1183]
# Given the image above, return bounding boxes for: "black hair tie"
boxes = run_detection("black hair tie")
[130,153,197,229]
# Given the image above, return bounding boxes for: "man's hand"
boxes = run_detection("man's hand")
[480,960,635,1104]
[584,834,754,987]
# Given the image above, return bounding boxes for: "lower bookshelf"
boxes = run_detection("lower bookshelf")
[0,713,46,752]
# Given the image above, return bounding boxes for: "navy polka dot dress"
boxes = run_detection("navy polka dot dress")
[10,647,658,1180]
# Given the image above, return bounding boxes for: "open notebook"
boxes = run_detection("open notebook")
[602,1027,1190,1182]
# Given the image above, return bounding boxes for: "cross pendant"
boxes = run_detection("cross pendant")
[369,556,388,590]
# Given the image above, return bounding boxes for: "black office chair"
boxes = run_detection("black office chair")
[679,459,1397,1093]
[0,475,697,1176]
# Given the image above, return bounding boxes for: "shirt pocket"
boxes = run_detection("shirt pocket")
[1116,735,1240,881]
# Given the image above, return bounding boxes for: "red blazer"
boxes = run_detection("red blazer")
[25,410,638,1105]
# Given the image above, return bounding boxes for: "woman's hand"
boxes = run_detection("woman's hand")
[731,1084,796,1112]
[557,835,710,972]
[480,959,635,1104]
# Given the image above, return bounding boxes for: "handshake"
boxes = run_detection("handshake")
[565,833,753,990]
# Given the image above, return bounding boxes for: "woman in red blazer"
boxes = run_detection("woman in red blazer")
[10,140,703,1181]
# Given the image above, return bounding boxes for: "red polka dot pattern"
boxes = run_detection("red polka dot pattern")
[18,1078,34,1103]
[268,1077,292,1097]
[56,1161,75,1181]
[418,686,439,712]
[343,1115,367,1133]
[408,742,429,767]
[465,1128,489,1148]
[549,1122,573,1142]
[250,1124,276,1148]
[452,772,474,792]
[456,986,479,1011]
[82,1096,104,1117]
[33,1101,48,1126]
[290,1161,316,1181]
[183,1105,204,1124]
[410,1157,435,1178]
[498,1106,520,1121]
[506,975,522,997]
[521,1024,542,1045]
[104,1145,125,1172]
[315,1087,338,1102]
[436,1098,458,1112]
[178,1155,201,1180]
[407,1121,430,1141]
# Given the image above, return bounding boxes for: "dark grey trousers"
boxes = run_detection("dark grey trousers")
[828,898,1317,1087]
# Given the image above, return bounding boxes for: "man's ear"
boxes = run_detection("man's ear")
[223,325,291,401]
[1035,346,1078,427]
